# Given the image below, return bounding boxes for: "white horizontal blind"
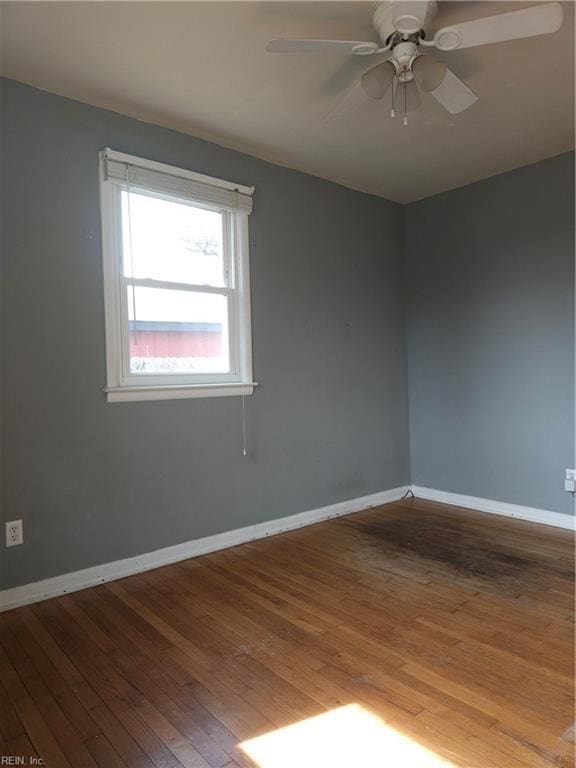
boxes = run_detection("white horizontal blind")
[102,150,253,214]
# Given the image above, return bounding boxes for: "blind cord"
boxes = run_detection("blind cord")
[241,394,247,457]
[125,164,138,345]
[125,158,249,455]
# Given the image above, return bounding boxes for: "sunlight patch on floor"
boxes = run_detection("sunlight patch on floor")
[240,703,456,768]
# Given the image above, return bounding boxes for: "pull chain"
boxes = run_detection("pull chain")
[241,394,247,457]
[403,84,408,127]
[390,79,396,118]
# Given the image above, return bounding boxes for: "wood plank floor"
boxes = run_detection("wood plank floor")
[0,498,574,768]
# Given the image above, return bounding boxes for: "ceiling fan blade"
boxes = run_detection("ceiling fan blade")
[324,81,369,121]
[429,67,477,114]
[412,55,447,93]
[433,2,563,51]
[361,60,396,99]
[394,80,421,112]
[266,38,379,55]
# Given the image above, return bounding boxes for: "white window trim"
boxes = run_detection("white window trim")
[99,148,257,403]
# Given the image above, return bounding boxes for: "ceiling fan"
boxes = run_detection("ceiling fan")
[266,1,564,123]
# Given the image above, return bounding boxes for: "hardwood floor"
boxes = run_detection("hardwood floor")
[0,498,574,768]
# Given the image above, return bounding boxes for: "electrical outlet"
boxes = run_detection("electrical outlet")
[5,520,23,547]
[565,469,576,493]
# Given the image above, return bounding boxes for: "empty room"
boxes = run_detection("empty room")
[0,1,574,767]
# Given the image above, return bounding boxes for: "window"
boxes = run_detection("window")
[99,149,255,402]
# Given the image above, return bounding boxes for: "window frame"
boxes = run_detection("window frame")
[99,149,256,403]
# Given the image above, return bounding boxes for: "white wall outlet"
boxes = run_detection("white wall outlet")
[564,469,576,493]
[5,520,23,547]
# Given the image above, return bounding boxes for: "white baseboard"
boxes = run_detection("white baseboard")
[411,486,575,530]
[3,483,571,612]
[0,485,409,613]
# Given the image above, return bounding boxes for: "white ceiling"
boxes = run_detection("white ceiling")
[1,1,574,202]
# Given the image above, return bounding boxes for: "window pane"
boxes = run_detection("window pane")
[121,190,225,287]
[127,286,230,374]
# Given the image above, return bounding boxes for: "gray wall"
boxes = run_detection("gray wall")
[406,152,575,516]
[0,79,410,590]
[1,79,573,592]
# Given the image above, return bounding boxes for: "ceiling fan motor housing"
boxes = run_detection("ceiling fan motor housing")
[392,42,419,82]
[373,0,438,43]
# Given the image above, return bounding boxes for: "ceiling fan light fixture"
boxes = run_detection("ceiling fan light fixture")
[361,60,396,99]
[412,55,447,92]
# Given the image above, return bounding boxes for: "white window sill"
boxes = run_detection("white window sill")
[105,382,257,403]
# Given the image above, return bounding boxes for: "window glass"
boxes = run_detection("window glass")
[121,190,225,287]
[127,287,230,374]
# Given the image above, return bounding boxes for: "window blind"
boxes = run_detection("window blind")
[102,149,254,214]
